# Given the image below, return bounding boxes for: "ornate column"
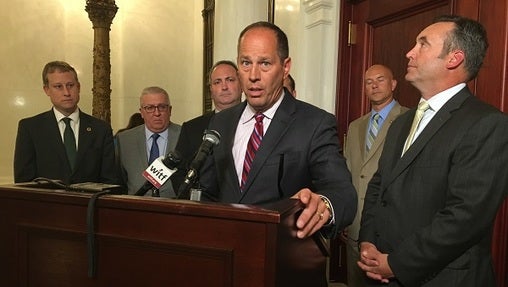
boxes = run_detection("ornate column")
[85,0,118,123]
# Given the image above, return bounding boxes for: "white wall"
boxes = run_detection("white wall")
[276,0,339,113]
[0,0,340,184]
[214,0,340,113]
[214,0,269,62]
[110,1,204,128]
[0,0,203,183]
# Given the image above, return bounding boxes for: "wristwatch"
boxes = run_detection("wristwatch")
[320,196,333,223]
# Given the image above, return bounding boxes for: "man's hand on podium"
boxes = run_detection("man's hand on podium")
[292,188,333,238]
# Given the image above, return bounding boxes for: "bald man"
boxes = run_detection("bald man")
[343,64,408,287]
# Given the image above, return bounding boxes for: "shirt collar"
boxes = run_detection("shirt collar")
[240,91,285,124]
[54,107,80,123]
[425,83,466,112]
[370,99,397,121]
[145,126,169,141]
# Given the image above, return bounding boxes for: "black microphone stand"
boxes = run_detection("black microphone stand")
[176,168,197,199]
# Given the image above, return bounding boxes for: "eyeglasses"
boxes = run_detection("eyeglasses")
[142,104,170,113]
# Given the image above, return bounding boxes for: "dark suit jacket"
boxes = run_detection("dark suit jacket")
[14,109,118,185]
[359,87,508,286]
[172,111,214,191]
[199,92,357,238]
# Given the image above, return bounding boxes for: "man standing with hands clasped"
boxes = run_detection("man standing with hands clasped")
[344,64,408,287]
[358,15,508,286]
[199,21,356,242]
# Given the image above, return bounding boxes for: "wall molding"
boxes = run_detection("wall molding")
[303,0,334,28]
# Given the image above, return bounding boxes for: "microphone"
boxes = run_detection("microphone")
[177,129,220,199]
[134,151,181,196]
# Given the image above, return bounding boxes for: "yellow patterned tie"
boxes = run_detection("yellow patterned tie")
[402,101,430,154]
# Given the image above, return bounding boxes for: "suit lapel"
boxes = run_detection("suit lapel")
[383,89,471,189]
[358,114,369,162]
[217,103,246,197]
[240,95,295,200]
[136,127,149,166]
[165,123,178,153]
[75,113,95,174]
[363,103,405,165]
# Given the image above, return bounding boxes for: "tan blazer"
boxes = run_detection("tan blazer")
[344,101,408,241]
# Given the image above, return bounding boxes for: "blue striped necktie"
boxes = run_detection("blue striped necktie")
[366,113,380,152]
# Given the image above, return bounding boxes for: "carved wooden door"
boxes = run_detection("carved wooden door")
[334,0,508,285]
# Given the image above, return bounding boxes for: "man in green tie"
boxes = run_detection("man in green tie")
[14,61,118,185]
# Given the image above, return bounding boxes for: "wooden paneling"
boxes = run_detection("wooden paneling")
[0,185,328,287]
[336,1,508,286]
[370,5,449,108]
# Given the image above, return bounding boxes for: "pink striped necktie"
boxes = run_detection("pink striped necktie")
[240,113,264,191]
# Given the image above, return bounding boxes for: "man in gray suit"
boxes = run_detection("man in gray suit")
[116,86,181,198]
[344,64,408,287]
[199,21,357,246]
[358,15,508,286]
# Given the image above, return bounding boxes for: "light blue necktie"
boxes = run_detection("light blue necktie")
[366,113,380,152]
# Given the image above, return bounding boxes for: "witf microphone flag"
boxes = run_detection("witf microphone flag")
[142,156,177,189]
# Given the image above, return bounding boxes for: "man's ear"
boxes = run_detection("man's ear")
[446,50,465,69]
[391,79,397,92]
[283,57,291,78]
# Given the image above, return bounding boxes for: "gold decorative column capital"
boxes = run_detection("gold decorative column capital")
[85,0,118,29]
[85,0,118,123]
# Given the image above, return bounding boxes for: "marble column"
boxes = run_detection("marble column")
[85,0,118,123]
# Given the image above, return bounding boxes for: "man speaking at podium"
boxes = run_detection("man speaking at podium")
[199,21,357,239]
[14,61,118,185]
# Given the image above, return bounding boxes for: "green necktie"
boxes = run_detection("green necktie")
[62,117,77,170]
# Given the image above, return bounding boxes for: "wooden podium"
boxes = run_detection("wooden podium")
[0,184,328,287]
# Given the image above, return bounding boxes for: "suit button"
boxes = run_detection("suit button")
[360,175,365,178]
[375,232,380,237]
[381,200,387,207]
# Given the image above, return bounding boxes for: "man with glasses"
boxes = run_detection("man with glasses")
[116,86,181,197]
